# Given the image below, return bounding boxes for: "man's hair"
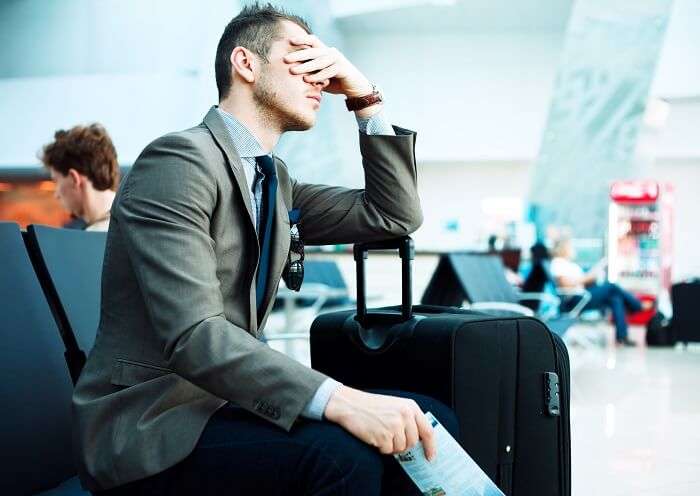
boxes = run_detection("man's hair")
[215,2,311,100]
[40,123,120,191]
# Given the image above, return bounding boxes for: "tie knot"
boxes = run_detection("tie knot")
[255,155,276,177]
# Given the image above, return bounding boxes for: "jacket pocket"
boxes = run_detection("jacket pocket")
[110,358,173,387]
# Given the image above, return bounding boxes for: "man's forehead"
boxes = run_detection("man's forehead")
[274,21,310,44]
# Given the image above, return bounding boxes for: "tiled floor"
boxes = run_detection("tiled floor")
[567,324,700,495]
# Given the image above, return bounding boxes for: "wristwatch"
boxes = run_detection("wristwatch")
[345,84,383,112]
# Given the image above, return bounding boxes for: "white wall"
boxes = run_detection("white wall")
[656,100,700,159]
[412,160,532,250]
[651,0,700,99]
[0,0,231,78]
[0,0,235,166]
[413,158,700,281]
[344,30,563,162]
[0,73,211,165]
[651,158,700,281]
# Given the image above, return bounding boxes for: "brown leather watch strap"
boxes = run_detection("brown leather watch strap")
[345,87,383,112]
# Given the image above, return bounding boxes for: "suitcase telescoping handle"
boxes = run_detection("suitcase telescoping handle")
[353,236,415,328]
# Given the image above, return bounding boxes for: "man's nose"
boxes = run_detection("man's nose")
[314,79,330,90]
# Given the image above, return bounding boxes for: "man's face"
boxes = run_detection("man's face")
[50,168,84,218]
[252,20,327,131]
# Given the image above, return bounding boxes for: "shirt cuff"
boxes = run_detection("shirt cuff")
[300,377,343,420]
[356,109,395,136]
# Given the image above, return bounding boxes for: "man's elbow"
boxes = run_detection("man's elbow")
[388,205,423,237]
[406,206,424,234]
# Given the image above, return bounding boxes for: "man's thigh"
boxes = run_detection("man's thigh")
[100,390,458,496]
[146,404,383,496]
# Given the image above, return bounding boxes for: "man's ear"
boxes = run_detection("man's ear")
[67,168,83,189]
[230,46,257,84]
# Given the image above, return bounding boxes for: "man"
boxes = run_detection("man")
[550,236,649,346]
[73,4,457,494]
[40,123,119,231]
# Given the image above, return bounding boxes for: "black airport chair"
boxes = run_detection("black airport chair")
[0,222,86,495]
[24,224,107,383]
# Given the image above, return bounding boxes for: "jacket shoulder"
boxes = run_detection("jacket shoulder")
[137,124,214,161]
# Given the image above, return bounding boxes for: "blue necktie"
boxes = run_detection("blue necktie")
[255,155,277,318]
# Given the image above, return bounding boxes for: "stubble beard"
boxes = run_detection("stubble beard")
[253,68,314,133]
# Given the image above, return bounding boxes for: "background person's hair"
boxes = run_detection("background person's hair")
[40,123,120,191]
[215,2,311,101]
[551,236,572,258]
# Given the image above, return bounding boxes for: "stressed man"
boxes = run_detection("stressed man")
[73,4,457,495]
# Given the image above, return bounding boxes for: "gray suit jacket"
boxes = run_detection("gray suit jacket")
[72,106,422,491]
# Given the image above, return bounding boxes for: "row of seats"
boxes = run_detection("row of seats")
[420,252,595,335]
[0,221,354,495]
[1,222,106,495]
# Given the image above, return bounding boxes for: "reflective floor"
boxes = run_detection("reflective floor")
[568,324,700,495]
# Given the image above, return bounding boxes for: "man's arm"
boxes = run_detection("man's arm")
[291,127,422,245]
[114,132,328,430]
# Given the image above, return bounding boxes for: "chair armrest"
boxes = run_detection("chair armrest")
[517,292,561,307]
[469,301,535,317]
[556,289,592,318]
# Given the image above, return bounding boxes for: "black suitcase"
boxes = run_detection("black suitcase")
[310,238,571,496]
[671,279,700,345]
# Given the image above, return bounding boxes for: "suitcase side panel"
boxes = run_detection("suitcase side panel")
[512,318,568,496]
[453,320,516,490]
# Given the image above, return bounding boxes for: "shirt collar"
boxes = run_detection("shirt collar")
[216,106,269,159]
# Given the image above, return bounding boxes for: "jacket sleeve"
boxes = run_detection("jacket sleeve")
[114,132,328,430]
[292,127,423,245]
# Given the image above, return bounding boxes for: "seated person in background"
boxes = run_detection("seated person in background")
[40,123,120,231]
[550,237,651,346]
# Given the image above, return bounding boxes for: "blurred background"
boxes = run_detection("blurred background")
[2,0,698,281]
[1,1,699,494]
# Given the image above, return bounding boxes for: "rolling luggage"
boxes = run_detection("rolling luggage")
[310,238,571,496]
[671,279,700,345]
[645,311,674,347]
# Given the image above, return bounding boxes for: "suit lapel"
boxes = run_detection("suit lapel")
[203,106,259,333]
[202,106,257,231]
[203,108,290,331]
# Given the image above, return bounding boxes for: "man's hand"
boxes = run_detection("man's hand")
[284,34,373,98]
[324,385,437,461]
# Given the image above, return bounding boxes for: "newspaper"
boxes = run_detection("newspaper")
[394,412,505,496]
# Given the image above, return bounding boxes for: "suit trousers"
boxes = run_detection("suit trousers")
[95,389,459,496]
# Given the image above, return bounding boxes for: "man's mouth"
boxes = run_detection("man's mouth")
[307,95,322,104]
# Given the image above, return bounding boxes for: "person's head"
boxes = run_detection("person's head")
[530,241,551,263]
[551,237,575,260]
[40,123,119,220]
[215,3,327,131]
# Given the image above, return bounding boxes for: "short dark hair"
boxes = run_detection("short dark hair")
[215,2,311,100]
[40,124,120,191]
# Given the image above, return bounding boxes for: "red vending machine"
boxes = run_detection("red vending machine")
[608,180,673,324]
